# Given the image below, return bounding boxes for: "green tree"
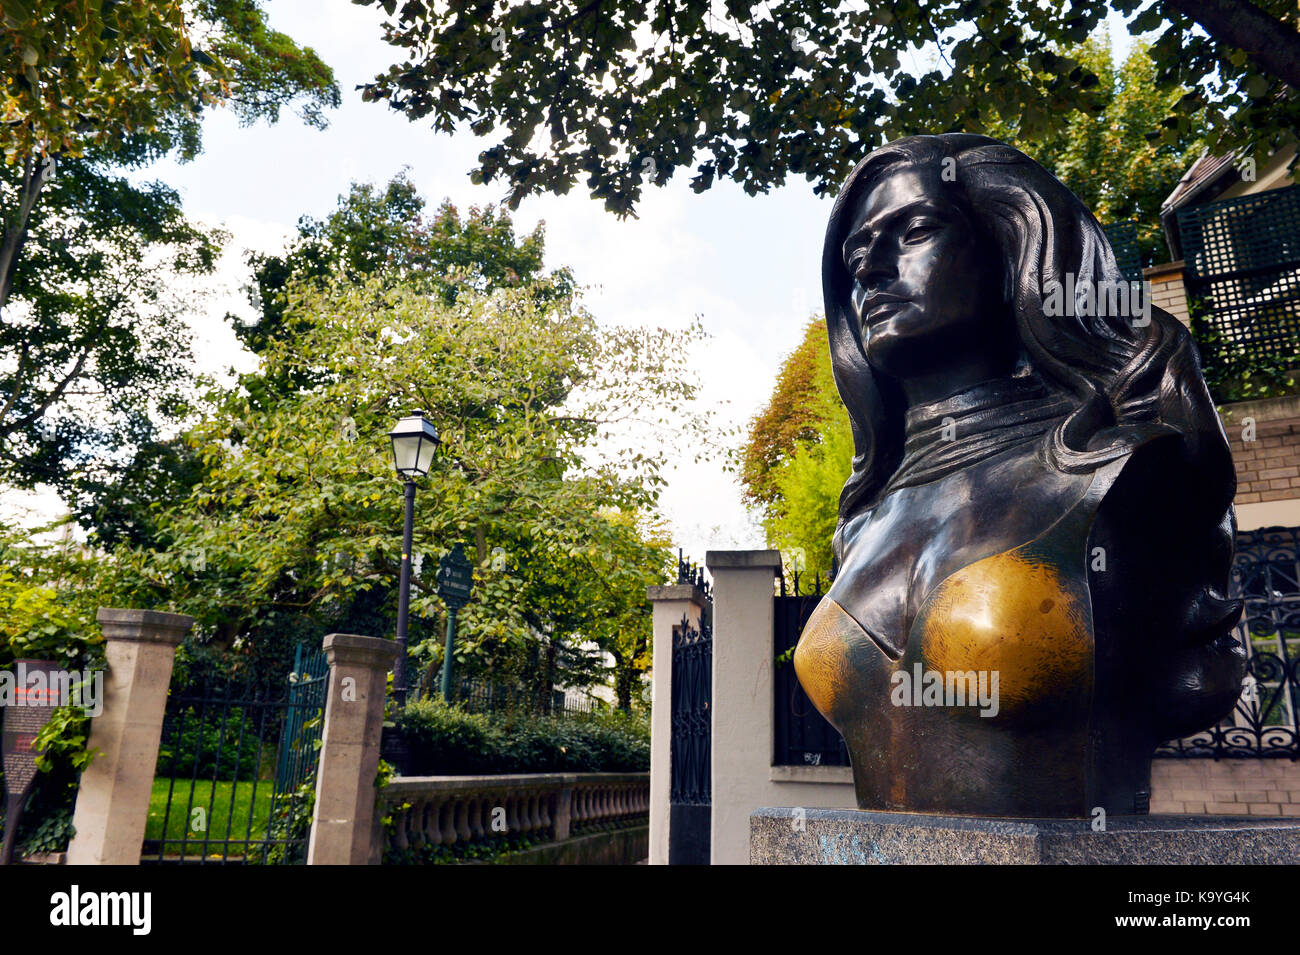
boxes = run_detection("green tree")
[238,171,572,371]
[985,35,1206,262]
[740,316,832,514]
[740,317,848,581]
[0,0,338,493]
[80,175,578,550]
[357,0,1298,216]
[111,275,705,702]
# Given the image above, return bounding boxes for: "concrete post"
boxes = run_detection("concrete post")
[67,608,194,865]
[707,550,782,865]
[646,583,707,865]
[307,632,397,865]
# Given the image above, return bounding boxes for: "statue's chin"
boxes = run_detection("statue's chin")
[1147,641,1247,742]
[863,321,935,380]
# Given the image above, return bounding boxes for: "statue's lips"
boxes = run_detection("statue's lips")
[863,297,910,325]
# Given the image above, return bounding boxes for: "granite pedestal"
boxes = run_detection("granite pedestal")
[751,808,1300,864]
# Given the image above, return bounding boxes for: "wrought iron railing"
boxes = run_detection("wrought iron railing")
[669,615,712,806]
[777,567,827,598]
[1157,526,1300,758]
[676,548,711,599]
[148,649,329,864]
[275,644,327,794]
[773,574,851,767]
[453,678,602,717]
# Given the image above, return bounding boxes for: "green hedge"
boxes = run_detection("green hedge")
[394,699,649,775]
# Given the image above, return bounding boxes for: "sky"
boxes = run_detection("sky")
[7,1,1140,563]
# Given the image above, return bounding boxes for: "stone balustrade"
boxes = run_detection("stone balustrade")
[382,773,649,855]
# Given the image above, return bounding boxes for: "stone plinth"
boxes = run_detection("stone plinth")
[751,808,1300,865]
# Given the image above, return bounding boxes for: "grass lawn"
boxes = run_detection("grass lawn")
[145,778,276,853]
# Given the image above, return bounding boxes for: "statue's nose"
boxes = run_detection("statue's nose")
[855,255,896,294]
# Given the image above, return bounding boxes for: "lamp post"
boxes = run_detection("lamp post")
[387,410,440,707]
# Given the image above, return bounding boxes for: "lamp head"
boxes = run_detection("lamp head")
[388,410,440,477]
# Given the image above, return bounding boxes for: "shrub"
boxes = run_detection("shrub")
[395,699,649,775]
[396,698,504,774]
[572,712,650,772]
[498,717,597,772]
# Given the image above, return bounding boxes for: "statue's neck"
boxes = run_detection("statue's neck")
[901,374,1061,445]
[883,374,1073,499]
[899,355,1015,409]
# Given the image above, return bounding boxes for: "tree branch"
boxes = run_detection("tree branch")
[0,340,31,435]
[1,346,91,440]
[0,154,51,317]
[1164,0,1300,90]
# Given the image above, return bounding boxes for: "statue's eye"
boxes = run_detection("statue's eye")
[904,223,940,244]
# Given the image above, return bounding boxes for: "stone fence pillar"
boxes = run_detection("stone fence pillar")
[307,632,397,865]
[646,583,707,865]
[707,550,782,865]
[67,608,193,865]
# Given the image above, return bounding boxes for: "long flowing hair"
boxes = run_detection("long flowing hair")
[823,134,1230,562]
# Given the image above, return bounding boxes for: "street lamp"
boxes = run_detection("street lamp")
[387,410,440,707]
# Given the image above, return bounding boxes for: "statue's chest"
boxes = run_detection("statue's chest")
[826,449,1092,656]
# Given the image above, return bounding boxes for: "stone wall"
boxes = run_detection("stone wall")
[1150,760,1300,816]
[495,824,648,865]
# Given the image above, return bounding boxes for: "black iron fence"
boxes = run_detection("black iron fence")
[453,678,604,718]
[147,645,328,864]
[1158,526,1300,759]
[677,549,711,599]
[669,612,711,864]
[773,571,851,767]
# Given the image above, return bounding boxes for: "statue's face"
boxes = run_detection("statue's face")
[842,163,1011,381]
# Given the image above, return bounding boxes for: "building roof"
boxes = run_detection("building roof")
[1161,150,1240,216]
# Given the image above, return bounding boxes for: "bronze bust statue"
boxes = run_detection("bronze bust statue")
[793,134,1247,817]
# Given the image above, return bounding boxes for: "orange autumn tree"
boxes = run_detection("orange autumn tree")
[740,317,852,580]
